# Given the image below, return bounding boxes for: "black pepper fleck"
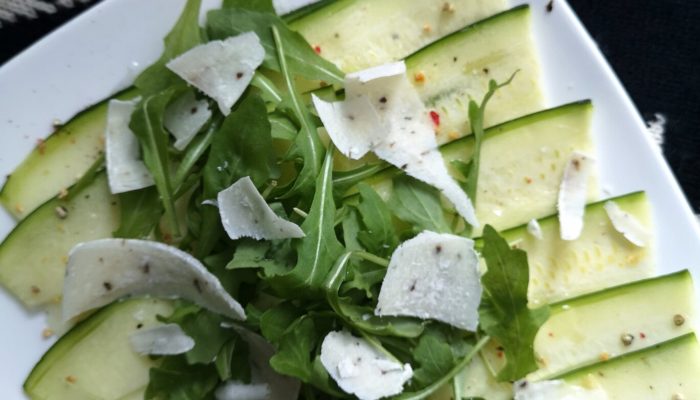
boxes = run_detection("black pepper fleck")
[193,279,202,293]
[103,282,113,291]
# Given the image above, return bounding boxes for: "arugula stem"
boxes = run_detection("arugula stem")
[173,115,221,190]
[251,72,284,104]
[394,335,491,400]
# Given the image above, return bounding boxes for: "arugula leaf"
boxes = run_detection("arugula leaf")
[479,225,549,381]
[169,307,237,364]
[269,113,298,140]
[206,8,343,85]
[463,73,518,205]
[340,258,384,298]
[389,176,451,233]
[145,356,218,400]
[215,336,251,382]
[338,302,424,338]
[260,302,304,344]
[340,207,364,251]
[355,183,398,257]
[129,89,180,236]
[411,330,457,388]
[113,187,163,238]
[226,238,295,275]
[135,0,203,94]
[269,316,344,397]
[267,149,344,298]
[271,24,325,198]
[202,93,277,197]
[222,0,274,12]
[197,93,277,257]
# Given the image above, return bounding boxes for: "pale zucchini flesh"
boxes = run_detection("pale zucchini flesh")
[531,270,695,380]
[0,173,119,308]
[291,0,508,72]
[0,89,137,220]
[501,191,654,306]
[24,298,173,400]
[407,6,544,143]
[558,333,700,400]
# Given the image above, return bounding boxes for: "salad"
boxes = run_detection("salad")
[0,0,698,399]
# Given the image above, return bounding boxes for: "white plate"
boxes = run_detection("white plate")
[1,0,698,397]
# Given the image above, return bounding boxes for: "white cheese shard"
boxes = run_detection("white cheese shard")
[105,98,155,194]
[320,331,412,400]
[272,0,321,15]
[313,61,478,226]
[215,381,270,400]
[62,239,246,322]
[166,32,265,116]
[375,231,482,331]
[557,152,594,241]
[164,91,212,150]
[527,218,543,240]
[129,323,195,355]
[513,380,608,400]
[604,200,650,247]
[217,176,305,240]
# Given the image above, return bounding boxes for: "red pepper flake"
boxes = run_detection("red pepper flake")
[640,332,647,339]
[547,332,554,338]
[414,71,426,83]
[429,111,440,127]
[525,177,533,184]
[313,45,322,54]
[65,375,77,384]
[496,350,504,358]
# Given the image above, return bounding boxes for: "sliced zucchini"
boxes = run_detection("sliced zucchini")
[501,191,653,305]
[0,173,119,308]
[430,355,512,400]
[24,298,172,400]
[359,101,596,234]
[290,0,508,72]
[556,333,700,399]
[531,270,695,380]
[0,88,137,220]
[406,6,544,143]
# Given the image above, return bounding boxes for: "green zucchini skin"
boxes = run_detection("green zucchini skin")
[0,88,137,220]
[24,298,173,400]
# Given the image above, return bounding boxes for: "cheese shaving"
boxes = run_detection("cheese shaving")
[215,381,270,400]
[164,91,212,150]
[129,323,194,355]
[62,239,246,321]
[105,98,155,194]
[604,200,650,247]
[320,331,412,400]
[376,231,482,331]
[166,32,265,115]
[527,218,543,240]
[313,61,478,226]
[217,176,305,240]
[557,152,594,240]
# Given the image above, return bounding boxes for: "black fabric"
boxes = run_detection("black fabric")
[1,0,699,210]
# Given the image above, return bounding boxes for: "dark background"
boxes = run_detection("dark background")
[1,0,698,211]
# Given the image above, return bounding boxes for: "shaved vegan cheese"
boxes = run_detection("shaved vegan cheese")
[557,152,594,241]
[215,382,270,400]
[166,32,265,115]
[164,91,212,150]
[604,201,650,247]
[217,176,305,240]
[527,218,543,240]
[513,380,608,400]
[311,94,382,159]
[129,323,194,355]
[272,0,321,15]
[376,231,482,331]
[314,61,478,226]
[320,331,412,400]
[105,98,154,194]
[62,239,246,321]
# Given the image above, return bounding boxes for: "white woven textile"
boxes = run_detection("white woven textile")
[0,0,91,27]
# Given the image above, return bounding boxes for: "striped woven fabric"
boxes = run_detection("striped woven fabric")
[0,0,90,27]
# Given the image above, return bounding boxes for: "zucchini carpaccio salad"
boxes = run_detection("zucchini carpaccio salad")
[1,0,698,399]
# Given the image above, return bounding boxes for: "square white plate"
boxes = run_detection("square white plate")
[1,0,699,397]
